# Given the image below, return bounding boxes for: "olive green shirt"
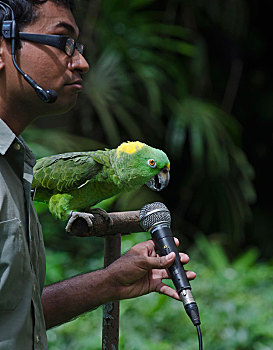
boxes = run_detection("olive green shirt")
[0,119,47,349]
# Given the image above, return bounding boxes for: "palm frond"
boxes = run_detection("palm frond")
[166,97,255,240]
[22,128,105,158]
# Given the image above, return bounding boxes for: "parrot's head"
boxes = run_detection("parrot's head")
[114,141,170,191]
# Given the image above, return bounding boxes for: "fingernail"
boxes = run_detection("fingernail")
[167,252,175,261]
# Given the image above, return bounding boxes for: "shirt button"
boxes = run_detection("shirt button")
[36,335,40,343]
[33,284,36,293]
[13,142,21,151]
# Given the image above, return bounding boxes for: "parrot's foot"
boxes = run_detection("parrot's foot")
[88,207,113,230]
[65,208,113,235]
[49,193,73,221]
[65,211,95,234]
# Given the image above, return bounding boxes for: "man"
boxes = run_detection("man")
[0,1,196,349]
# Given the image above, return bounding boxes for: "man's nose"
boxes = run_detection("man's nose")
[69,52,89,73]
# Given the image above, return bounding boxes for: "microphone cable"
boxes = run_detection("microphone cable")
[197,324,203,350]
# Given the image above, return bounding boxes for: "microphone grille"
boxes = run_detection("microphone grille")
[139,202,171,231]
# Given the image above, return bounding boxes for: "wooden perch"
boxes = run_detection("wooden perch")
[65,210,142,237]
[65,209,142,349]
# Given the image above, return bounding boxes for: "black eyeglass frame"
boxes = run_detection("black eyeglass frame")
[18,32,84,57]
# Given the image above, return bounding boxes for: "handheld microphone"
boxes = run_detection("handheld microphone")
[139,202,201,327]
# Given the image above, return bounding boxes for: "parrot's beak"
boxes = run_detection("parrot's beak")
[145,166,170,191]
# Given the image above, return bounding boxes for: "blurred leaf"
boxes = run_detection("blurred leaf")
[196,234,229,272]
[165,97,255,240]
[233,248,260,270]
[22,128,105,158]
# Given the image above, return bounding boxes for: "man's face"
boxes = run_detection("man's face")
[3,1,89,115]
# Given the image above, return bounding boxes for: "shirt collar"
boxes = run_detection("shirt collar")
[19,136,36,168]
[0,118,16,155]
[0,118,36,167]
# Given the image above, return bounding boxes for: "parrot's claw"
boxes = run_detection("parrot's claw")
[88,207,114,230]
[65,211,95,234]
[65,208,113,235]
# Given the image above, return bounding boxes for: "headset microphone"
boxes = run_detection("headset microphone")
[18,67,57,103]
[0,2,57,103]
[140,202,203,350]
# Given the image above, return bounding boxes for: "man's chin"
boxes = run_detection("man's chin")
[38,93,78,116]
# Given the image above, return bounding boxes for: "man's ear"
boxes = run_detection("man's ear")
[0,38,6,70]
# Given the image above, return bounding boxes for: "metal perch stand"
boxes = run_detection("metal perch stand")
[66,210,142,350]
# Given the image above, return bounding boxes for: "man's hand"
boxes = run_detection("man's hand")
[106,238,196,301]
[42,238,196,329]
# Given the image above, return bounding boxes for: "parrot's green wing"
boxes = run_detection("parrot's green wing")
[33,152,105,192]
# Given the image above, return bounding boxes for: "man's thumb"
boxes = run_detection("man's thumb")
[147,252,176,269]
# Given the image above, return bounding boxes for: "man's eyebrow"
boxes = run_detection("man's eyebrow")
[54,21,79,37]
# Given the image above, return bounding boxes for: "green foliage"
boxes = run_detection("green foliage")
[78,0,196,146]
[45,234,273,349]
[166,97,256,239]
[22,128,105,158]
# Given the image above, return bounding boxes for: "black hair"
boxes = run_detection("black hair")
[0,0,75,34]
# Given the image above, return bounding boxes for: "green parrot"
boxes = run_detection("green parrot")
[32,141,170,220]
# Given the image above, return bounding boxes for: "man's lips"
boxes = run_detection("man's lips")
[65,80,83,89]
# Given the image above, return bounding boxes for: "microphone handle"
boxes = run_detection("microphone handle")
[151,224,201,326]
[151,225,191,292]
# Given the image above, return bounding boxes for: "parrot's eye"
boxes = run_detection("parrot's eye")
[148,159,156,168]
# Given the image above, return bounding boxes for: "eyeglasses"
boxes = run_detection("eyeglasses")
[18,32,84,57]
